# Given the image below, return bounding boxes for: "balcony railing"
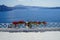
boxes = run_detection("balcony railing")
[0,22,60,28]
[0,22,60,32]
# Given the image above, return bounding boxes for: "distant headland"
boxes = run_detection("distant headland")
[0,5,60,11]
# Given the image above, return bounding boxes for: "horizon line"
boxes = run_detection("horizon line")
[0,4,60,8]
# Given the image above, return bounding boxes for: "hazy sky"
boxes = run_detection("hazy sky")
[0,0,60,7]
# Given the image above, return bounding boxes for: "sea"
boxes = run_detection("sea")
[0,9,60,23]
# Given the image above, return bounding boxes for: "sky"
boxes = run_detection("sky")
[0,0,60,7]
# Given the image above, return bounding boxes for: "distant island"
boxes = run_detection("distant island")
[0,5,60,11]
[0,5,13,11]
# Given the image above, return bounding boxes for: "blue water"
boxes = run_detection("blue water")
[0,9,60,23]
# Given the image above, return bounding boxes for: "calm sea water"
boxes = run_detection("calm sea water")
[0,9,60,23]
